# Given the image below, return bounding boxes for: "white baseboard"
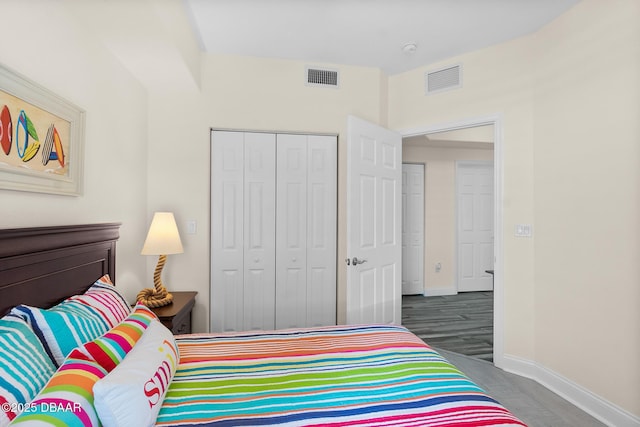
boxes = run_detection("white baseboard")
[502,354,640,427]
[423,287,457,297]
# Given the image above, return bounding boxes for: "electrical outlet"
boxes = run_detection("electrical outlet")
[186,220,197,235]
[435,262,442,273]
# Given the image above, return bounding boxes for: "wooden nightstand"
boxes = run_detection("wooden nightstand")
[146,291,197,334]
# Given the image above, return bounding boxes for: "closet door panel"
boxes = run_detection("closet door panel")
[243,133,276,330]
[275,134,308,329]
[307,135,337,327]
[211,131,245,332]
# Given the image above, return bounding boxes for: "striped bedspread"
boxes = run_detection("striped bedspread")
[157,325,526,426]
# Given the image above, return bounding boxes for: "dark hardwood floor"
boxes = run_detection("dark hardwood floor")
[402,292,607,426]
[402,291,494,362]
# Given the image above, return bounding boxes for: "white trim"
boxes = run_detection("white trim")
[423,286,457,297]
[399,113,504,367]
[503,355,640,427]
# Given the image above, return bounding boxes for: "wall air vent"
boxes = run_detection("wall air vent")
[306,67,339,88]
[425,64,462,95]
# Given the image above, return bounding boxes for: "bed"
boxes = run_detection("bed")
[0,223,526,427]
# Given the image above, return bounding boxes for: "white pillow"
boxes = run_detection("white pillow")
[93,320,179,427]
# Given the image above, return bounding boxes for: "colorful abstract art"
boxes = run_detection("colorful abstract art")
[0,89,70,176]
[0,63,84,195]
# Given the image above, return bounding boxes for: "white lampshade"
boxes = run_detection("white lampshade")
[141,212,184,255]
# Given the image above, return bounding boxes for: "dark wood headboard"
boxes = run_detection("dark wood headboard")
[0,223,121,316]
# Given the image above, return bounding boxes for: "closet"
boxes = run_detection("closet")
[210,130,337,332]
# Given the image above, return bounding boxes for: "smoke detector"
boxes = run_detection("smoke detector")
[402,43,417,55]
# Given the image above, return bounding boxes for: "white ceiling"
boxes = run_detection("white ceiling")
[185,0,580,75]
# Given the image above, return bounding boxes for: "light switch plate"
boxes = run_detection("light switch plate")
[515,224,532,237]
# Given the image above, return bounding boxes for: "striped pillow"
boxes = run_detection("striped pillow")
[9,305,158,427]
[9,348,107,427]
[74,304,158,371]
[67,275,131,329]
[93,320,179,426]
[11,275,131,367]
[0,314,56,426]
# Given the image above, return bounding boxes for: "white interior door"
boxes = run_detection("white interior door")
[457,161,494,292]
[402,163,424,295]
[346,116,402,325]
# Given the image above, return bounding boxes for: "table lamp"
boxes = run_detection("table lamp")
[137,212,183,307]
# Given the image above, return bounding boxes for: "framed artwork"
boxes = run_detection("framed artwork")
[0,64,85,196]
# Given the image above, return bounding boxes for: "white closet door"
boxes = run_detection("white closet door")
[276,134,337,329]
[306,135,337,327]
[275,134,308,328]
[211,131,246,332]
[243,133,276,330]
[211,131,276,332]
[212,130,336,332]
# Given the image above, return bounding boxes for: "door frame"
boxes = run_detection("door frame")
[399,114,504,367]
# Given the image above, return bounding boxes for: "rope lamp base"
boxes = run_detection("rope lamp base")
[137,287,173,308]
[137,254,174,308]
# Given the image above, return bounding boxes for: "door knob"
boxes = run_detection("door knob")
[352,257,367,265]
[345,258,351,266]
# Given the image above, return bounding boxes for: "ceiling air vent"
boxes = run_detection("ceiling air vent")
[425,64,462,95]
[306,67,339,88]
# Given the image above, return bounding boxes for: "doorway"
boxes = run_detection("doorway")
[400,118,502,365]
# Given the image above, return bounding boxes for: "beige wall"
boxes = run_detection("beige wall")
[147,54,389,331]
[0,1,149,302]
[532,0,640,415]
[391,0,640,418]
[402,144,493,294]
